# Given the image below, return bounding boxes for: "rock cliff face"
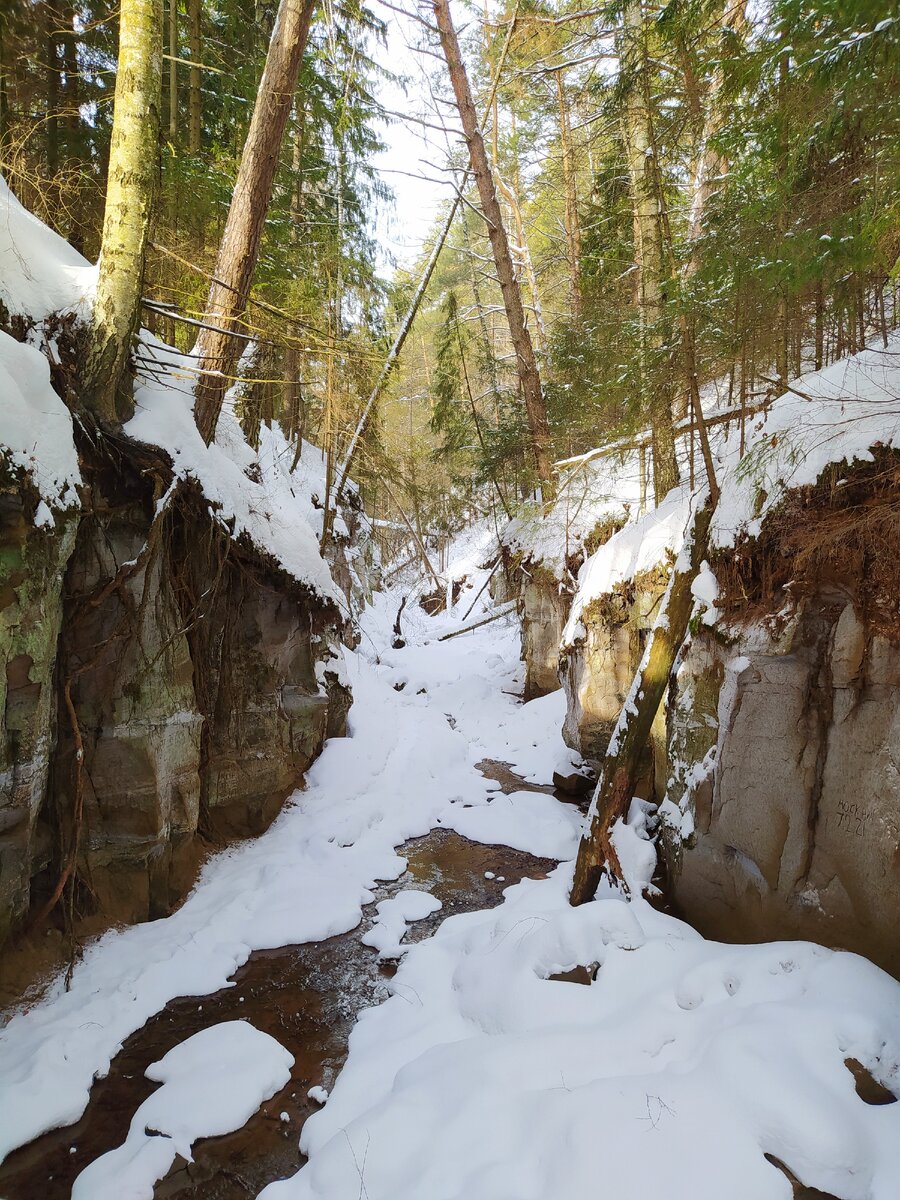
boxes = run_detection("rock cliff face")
[559,569,668,795]
[663,592,900,976]
[1,446,351,964]
[0,482,78,945]
[517,569,571,700]
[558,459,900,974]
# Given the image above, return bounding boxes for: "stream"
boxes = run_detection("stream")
[0,790,559,1199]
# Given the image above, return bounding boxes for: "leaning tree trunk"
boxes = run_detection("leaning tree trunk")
[192,0,315,444]
[619,0,678,503]
[569,497,714,906]
[84,0,163,423]
[432,0,556,500]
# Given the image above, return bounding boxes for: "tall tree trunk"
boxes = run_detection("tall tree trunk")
[84,0,162,423]
[619,0,678,503]
[187,0,201,153]
[168,0,177,140]
[556,69,582,313]
[433,0,555,500]
[45,2,60,177]
[494,167,548,354]
[570,497,714,904]
[193,0,316,444]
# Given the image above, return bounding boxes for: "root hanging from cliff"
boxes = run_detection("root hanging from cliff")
[714,449,900,637]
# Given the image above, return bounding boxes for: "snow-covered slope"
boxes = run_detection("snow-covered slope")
[711,335,900,548]
[0,176,95,320]
[0,331,81,518]
[0,177,341,606]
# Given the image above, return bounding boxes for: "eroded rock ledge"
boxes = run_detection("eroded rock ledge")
[1,416,350,988]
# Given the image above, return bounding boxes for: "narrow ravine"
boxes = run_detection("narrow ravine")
[0,598,584,1196]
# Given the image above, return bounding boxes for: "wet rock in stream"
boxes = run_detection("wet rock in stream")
[0,831,556,1200]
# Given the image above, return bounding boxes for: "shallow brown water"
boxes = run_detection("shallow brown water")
[0,830,556,1200]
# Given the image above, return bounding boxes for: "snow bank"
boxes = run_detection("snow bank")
[561,485,692,648]
[126,336,341,605]
[0,330,81,514]
[711,335,900,548]
[0,176,95,320]
[0,180,343,603]
[263,811,900,1200]
[72,1021,293,1199]
[503,454,641,579]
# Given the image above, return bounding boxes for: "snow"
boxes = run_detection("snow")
[362,890,443,959]
[262,810,900,1200]
[503,453,642,579]
[308,1086,329,1105]
[711,334,900,548]
[71,1021,293,1200]
[561,486,692,648]
[126,343,342,605]
[0,181,346,602]
[3,589,900,1198]
[0,175,95,320]
[0,597,575,1162]
[691,559,720,626]
[0,330,81,511]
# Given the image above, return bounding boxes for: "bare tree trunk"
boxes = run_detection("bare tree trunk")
[84,0,162,423]
[193,0,316,444]
[619,0,677,503]
[187,0,201,152]
[433,0,555,499]
[570,498,714,905]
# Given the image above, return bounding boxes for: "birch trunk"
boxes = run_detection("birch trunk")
[84,0,162,423]
[569,498,714,905]
[433,0,555,499]
[193,0,316,444]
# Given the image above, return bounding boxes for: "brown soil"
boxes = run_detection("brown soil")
[0,830,556,1200]
[713,449,900,637]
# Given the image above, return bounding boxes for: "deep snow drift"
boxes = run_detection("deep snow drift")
[2,585,899,1199]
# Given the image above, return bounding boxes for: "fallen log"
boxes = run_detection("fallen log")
[437,601,517,642]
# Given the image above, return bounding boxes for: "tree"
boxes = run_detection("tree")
[84,0,163,423]
[192,0,316,445]
[570,497,714,905]
[618,0,678,502]
[432,0,556,500]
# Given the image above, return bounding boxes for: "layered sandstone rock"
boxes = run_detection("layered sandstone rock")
[663,593,900,975]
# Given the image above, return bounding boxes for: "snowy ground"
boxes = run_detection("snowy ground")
[2,588,900,1199]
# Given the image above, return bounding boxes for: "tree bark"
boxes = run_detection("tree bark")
[193,0,316,444]
[433,0,555,499]
[619,0,678,503]
[556,69,582,314]
[84,0,162,423]
[168,0,177,140]
[187,0,201,152]
[569,497,714,905]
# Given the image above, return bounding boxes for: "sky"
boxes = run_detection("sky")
[369,10,462,275]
